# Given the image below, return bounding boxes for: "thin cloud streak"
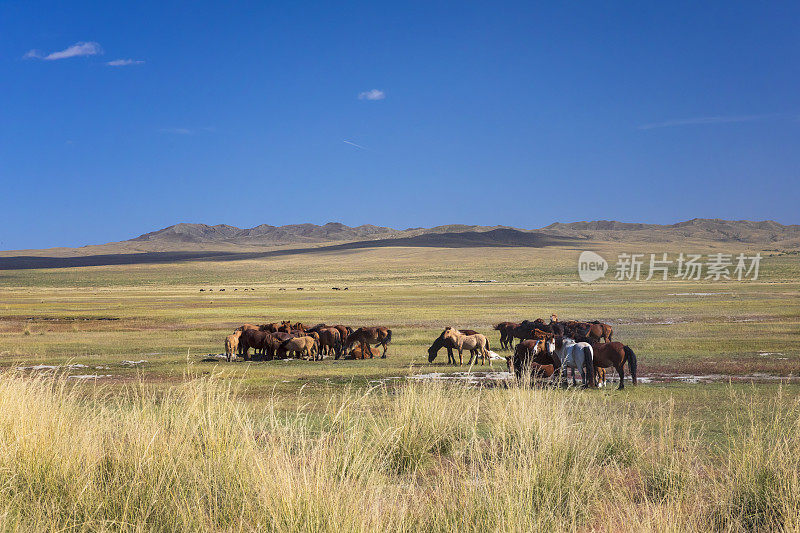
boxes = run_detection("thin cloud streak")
[343,140,368,150]
[639,114,778,130]
[24,41,103,61]
[107,59,145,66]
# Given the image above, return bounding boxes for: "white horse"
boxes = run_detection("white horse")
[546,336,594,388]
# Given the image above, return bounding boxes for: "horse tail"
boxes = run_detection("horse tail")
[485,338,490,351]
[607,325,613,342]
[624,345,637,384]
[384,329,392,344]
[583,345,595,387]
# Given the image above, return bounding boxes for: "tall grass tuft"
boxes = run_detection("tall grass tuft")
[0,373,797,531]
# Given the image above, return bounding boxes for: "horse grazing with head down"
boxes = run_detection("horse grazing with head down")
[442,327,490,366]
[428,329,479,364]
[345,327,392,358]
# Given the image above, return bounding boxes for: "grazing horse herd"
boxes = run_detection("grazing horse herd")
[498,314,637,389]
[224,321,392,362]
[221,313,637,390]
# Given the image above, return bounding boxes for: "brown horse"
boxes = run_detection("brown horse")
[590,341,637,389]
[587,322,613,343]
[277,321,292,333]
[493,322,519,350]
[346,344,378,359]
[239,329,277,360]
[344,327,392,359]
[428,329,480,364]
[259,323,280,333]
[442,327,490,366]
[317,327,341,357]
[507,336,559,383]
[330,325,351,357]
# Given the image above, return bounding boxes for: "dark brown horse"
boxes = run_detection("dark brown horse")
[507,319,555,343]
[239,329,279,360]
[493,322,518,350]
[590,341,637,389]
[344,327,392,358]
[428,329,479,364]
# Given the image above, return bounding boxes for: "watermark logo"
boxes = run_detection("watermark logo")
[578,251,608,282]
[578,251,761,282]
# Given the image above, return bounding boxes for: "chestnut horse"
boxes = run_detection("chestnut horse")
[344,327,392,358]
[428,329,480,364]
[317,327,341,357]
[590,341,637,389]
[587,321,613,343]
[507,337,559,383]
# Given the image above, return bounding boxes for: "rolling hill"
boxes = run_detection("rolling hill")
[1,219,798,269]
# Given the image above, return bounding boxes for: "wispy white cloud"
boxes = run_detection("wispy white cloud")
[358,89,385,101]
[24,41,103,61]
[107,58,144,67]
[160,128,194,135]
[343,139,368,150]
[639,114,777,130]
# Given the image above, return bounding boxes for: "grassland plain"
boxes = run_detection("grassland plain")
[0,243,798,530]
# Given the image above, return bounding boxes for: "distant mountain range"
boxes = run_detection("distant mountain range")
[130,222,517,245]
[127,219,800,247]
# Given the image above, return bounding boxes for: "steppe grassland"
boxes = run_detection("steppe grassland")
[0,243,799,530]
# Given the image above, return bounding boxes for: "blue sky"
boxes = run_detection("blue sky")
[1,1,799,249]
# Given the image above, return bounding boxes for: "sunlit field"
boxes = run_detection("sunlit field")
[0,244,799,531]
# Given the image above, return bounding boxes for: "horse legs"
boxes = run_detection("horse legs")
[578,362,588,389]
[616,364,625,390]
[446,347,455,365]
[380,340,387,358]
[458,348,464,366]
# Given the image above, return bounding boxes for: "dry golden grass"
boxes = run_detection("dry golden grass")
[0,372,797,532]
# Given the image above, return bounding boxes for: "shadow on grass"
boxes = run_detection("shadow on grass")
[0,230,583,270]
